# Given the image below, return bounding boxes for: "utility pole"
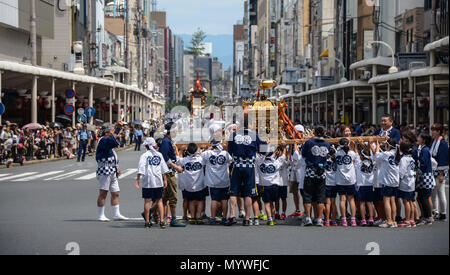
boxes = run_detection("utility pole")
[373,1,380,57]
[30,0,38,123]
[30,0,37,66]
[430,0,437,42]
[86,0,92,75]
[311,0,319,89]
[125,0,130,84]
[334,0,341,83]
[342,0,347,79]
[136,0,142,89]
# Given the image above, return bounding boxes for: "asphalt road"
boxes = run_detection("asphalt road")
[0,148,448,255]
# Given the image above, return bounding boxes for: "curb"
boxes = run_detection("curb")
[0,144,134,169]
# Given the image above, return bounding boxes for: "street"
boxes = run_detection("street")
[0,148,448,255]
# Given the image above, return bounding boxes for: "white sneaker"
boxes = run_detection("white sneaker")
[98,216,110,222]
[253,218,260,226]
[113,214,129,221]
[239,210,245,219]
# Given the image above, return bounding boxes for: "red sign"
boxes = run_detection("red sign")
[64,104,75,115]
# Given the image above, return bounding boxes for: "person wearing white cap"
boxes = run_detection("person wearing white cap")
[295,124,305,134]
[136,137,170,229]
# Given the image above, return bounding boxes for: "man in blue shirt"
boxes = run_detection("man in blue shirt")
[134,126,144,151]
[373,114,401,143]
[227,117,266,226]
[301,126,330,227]
[159,122,185,227]
[77,124,91,162]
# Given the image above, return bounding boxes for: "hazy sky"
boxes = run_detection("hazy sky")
[157,0,244,35]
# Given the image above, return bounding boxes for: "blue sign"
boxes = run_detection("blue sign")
[77,114,87,123]
[85,107,95,118]
[65,89,76,99]
[64,104,75,115]
[0,103,5,116]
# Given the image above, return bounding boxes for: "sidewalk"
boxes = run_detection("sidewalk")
[0,144,134,169]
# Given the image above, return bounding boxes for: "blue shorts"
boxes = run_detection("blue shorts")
[396,190,415,201]
[373,187,383,202]
[357,186,375,202]
[185,188,207,201]
[382,186,398,197]
[210,187,230,201]
[230,166,257,198]
[255,184,263,197]
[262,185,279,203]
[417,188,432,198]
[337,185,356,196]
[278,186,288,199]
[142,187,164,200]
[325,185,338,198]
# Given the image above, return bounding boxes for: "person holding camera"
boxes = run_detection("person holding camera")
[300,126,330,226]
[95,122,128,222]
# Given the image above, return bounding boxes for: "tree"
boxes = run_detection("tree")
[187,28,207,57]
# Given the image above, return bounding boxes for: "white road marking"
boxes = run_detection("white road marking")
[75,172,97,180]
[0,174,12,178]
[12,171,65,182]
[119,168,138,179]
[0,172,39,181]
[44,169,89,181]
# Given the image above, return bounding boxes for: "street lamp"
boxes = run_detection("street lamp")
[365,41,398,74]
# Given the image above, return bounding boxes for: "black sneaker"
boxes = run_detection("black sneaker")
[438,214,447,221]
[144,222,152,229]
[395,216,403,223]
[226,217,237,226]
[243,220,250,226]
[160,222,166,229]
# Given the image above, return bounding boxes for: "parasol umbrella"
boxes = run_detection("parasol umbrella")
[85,124,97,131]
[22,123,42,130]
[94,119,104,126]
[56,115,72,122]
[133,120,142,125]
[49,122,63,129]
[102,122,114,129]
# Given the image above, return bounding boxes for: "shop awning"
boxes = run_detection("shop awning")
[319,49,329,58]
[424,36,449,52]
[368,65,449,84]
[349,56,393,71]
[0,60,154,101]
[295,80,371,97]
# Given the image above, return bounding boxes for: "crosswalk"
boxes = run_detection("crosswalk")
[0,168,139,182]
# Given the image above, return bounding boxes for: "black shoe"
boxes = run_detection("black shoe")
[226,217,237,226]
[438,214,447,221]
[395,216,403,223]
[144,222,152,228]
[243,220,250,226]
[160,222,166,229]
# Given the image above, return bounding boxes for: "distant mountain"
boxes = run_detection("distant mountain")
[177,34,233,70]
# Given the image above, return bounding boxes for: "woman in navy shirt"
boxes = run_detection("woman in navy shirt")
[430,124,449,221]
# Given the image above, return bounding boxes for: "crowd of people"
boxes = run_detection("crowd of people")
[0,120,161,168]
[94,113,449,229]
